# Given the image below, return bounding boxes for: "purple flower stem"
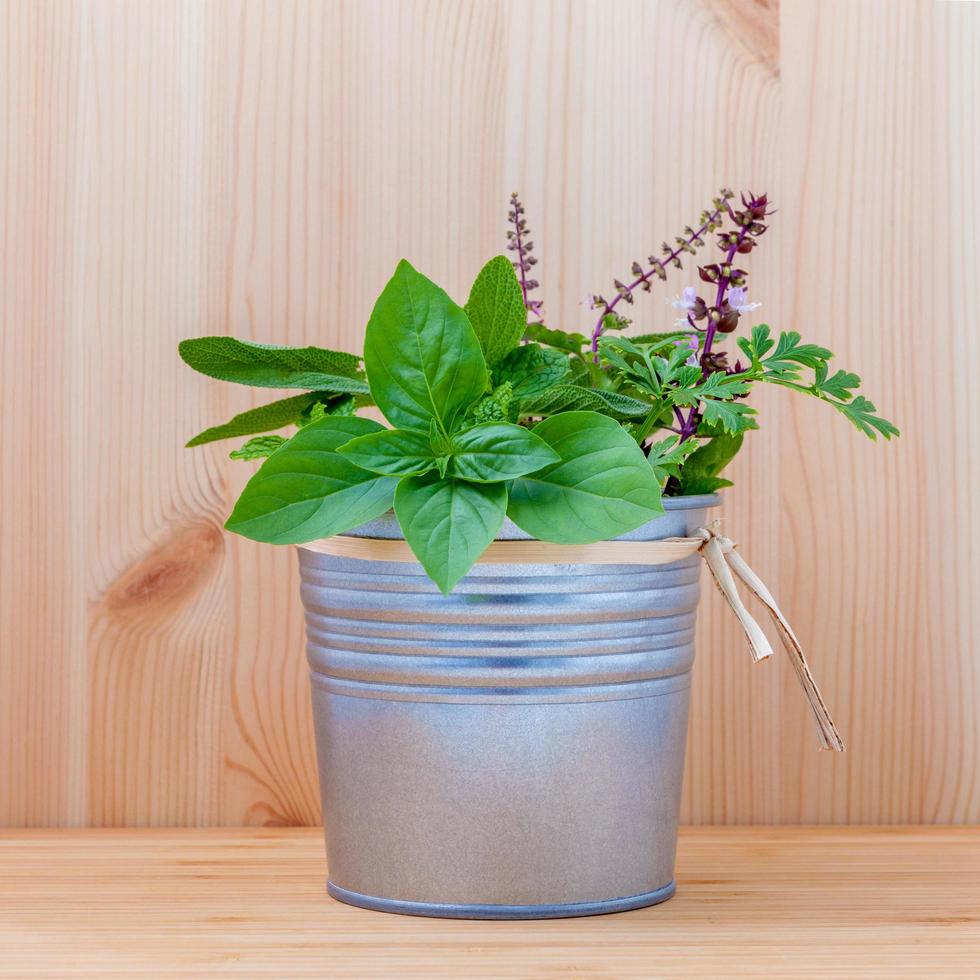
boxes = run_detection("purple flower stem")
[509,204,542,323]
[589,206,724,358]
[677,220,753,442]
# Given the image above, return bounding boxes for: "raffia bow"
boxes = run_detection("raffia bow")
[302,521,845,752]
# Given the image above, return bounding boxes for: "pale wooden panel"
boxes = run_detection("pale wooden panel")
[778,0,980,823]
[0,0,977,827]
[2,828,979,976]
[0,0,87,826]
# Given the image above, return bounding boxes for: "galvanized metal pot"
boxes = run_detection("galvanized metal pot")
[298,494,719,919]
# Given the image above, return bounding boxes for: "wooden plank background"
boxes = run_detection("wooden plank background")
[1,0,977,827]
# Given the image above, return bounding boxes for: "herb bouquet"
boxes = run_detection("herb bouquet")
[182,190,895,593]
[180,190,896,919]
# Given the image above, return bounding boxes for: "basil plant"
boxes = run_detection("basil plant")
[181,190,896,594]
[181,259,663,592]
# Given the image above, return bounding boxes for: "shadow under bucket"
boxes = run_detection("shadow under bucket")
[297,494,719,919]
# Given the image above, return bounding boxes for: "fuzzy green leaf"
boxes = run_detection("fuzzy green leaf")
[519,384,649,418]
[395,473,507,594]
[495,344,570,400]
[464,255,528,367]
[448,422,560,483]
[187,392,334,447]
[507,412,664,543]
[364,260,489,433]
[225,416,398,544]
[179,337,367,392]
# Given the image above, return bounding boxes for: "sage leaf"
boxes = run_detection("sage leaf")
[179,337,368,392]
[508,411,664,543]
[519,384,649,418]
[187,391,330,446]
[449,422,560,483]
[395,473,507,594]
[464,255,528,367]
[364,260,489,433]
[337,427,439,477]
[225,416,397,544]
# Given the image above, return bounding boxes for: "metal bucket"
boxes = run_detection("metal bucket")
[298,493,719,919]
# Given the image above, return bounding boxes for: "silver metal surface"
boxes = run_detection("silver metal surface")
[298,494,719,919]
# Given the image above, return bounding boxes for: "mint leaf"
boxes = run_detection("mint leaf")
[495,344,570,400]
[449,422,560,482]
[508,412,664,543]
[464,255,528,367]
[225,416,398,544]
[337,427,439,477]
[395,474,507,594]
[647,435,699,486]
[470,382,514,424]
[364,260,489,433]
[523,322,588,355]
[229,435,287,460]
[187,391,332,446]
[179,337,367,392]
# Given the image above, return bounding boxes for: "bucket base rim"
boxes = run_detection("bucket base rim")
[326,879,676,919]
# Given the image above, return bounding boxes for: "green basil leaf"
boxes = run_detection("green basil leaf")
[495,344,570,400]
[507,412,664,543]
[225,416,397,544]
[337,427,439,477]
[449,422,560,483]
[364,260,489,433]
[186,391,331,446]
[179,337,367,392]
[464,255,527,367]
[394,473,507,594]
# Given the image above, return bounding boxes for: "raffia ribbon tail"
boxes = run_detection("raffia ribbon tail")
[696,525,846,753]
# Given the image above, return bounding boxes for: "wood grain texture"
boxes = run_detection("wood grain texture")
[1,827,979,977]
[0,0,977,827]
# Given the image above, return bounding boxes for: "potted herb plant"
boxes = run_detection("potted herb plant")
[180,190,896,919]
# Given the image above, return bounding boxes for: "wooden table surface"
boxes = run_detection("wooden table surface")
[2,827,978,978]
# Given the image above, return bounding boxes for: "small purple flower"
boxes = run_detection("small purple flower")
[728,286,761,315]
[674,332,700,366]
[669,286,698,327]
